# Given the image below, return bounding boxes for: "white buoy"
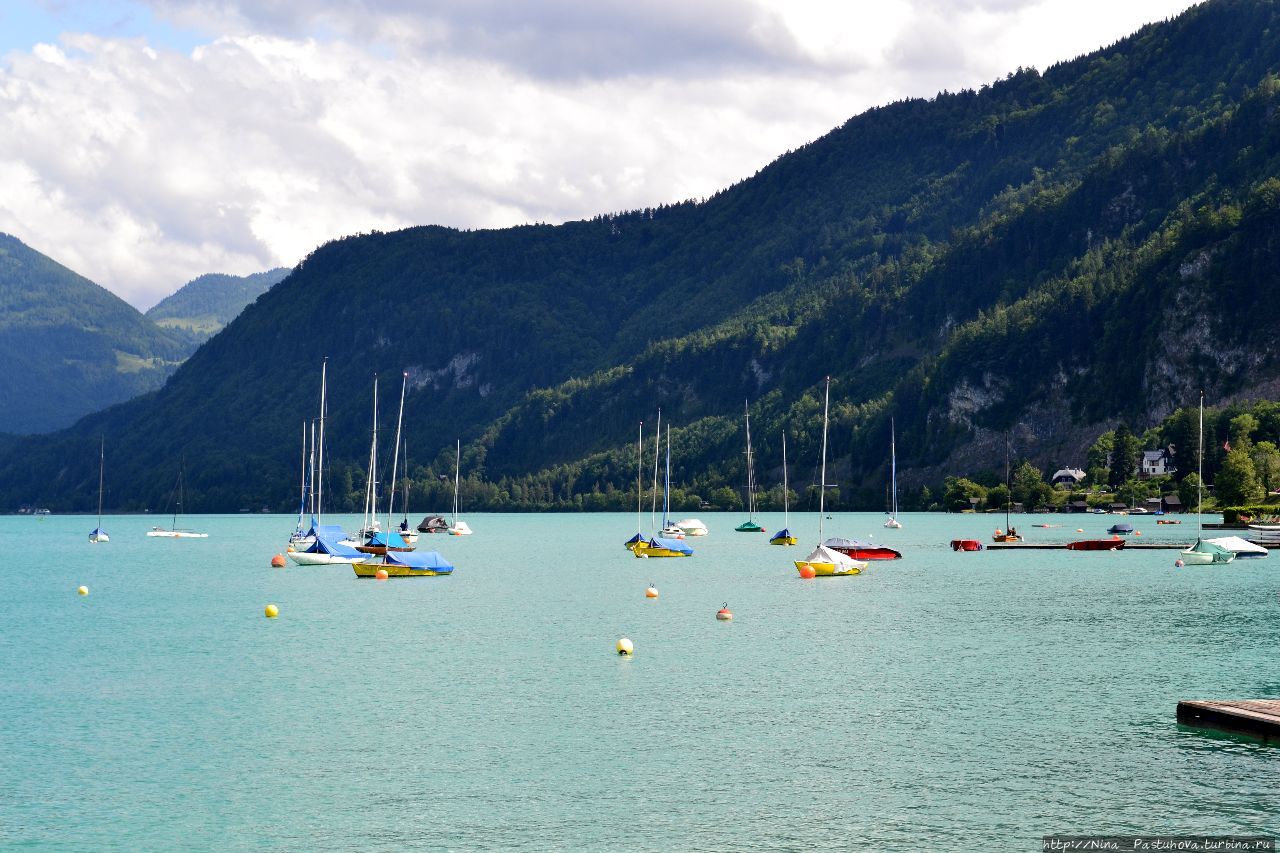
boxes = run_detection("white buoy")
[616,637,634,656]
[77,585,88,596]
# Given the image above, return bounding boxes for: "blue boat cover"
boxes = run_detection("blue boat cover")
[647,536,693,555]
[1107,524,1134,533]
[384,549,454,571]
[306,523,347,541]
[366,530,409,549]
[624,532,644,546]
[770,527,792,540]
[89,527,106,536]
[304,536,362,557]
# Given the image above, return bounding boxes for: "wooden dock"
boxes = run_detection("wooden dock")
[985,541,1189,550]
[1177,699,1280,741]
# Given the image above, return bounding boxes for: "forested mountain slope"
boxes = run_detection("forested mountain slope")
[146,268,289,349]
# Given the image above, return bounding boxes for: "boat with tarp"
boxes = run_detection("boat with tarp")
[1205,536,1268,559]
[734,402,766,533]
[770,432,797,546]
[824,537,901,561]
[1066,537,1125,551]
[353,549,454,577]
[794,377,865,577]
[1181,392,1234,566]
[634,536,694,558]
[290,535,364,565]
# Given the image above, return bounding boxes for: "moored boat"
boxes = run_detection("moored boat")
[675,518,709,536]
[735,402,766,533]
[770,432,797,546]
[89,436,109,543]
[823,537,901,560]
[353,549,454,577]
[950,539,983,551]
[795,544,863,576]
[1206,535,1269,559]
[1180,392,1235,566]
[634,536,693,558]
[417,515,449,533]
[1066,538,1125,551]
[290,535,364,565]
[1106,523,1134,535]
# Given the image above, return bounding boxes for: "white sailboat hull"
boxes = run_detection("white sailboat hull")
[288,550,360,565]
[147,529,209,538]
[449,521,473,536]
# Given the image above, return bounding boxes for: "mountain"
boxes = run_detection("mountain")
[0,233,188,434]
[3,0,1280,512]
[145,268,290,349]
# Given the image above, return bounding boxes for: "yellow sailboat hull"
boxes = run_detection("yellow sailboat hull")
[353,562,450,577]
[633,542,691,558]
[770,535,798,546]
[794,559,861,577]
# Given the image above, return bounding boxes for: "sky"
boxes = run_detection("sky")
[0,0,1199,310]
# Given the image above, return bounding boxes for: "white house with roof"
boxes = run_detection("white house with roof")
[1051,467,1086,486]
[1139,448,1176,478]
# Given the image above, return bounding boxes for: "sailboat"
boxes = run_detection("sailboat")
[1180,391,1235,565]
[795,378,866,577]
[395,439,419,546]
[356,374,413,554]
[448,440,473,535]
[992,432,1020,543]
[884,417,902,529]
[625,421,647,550]
[88,436,109,543]
[146,461,208,538]
[289,359,358,564]
[355,374,454,579]
[635,424,693,558]
[770,432,797,545]
[735,402,766,533]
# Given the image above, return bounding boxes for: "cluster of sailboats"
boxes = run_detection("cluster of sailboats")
[286,364,466,577]
[624,379,903,575]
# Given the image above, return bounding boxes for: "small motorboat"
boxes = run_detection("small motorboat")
[1156,519,1181,525]
[992,527,1021,543]
[1066,537,1126,551]
[675,518,708,536]
[794,544,865,576]
[950,539,983,552]
[1032,523,1062,528]
[417,515,449,533]
[823,537,902,560]
[1107,523,1134,535]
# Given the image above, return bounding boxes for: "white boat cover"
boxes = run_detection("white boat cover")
[802,544,861,570]
[1206,535,1269,557]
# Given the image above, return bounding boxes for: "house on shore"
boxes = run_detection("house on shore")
[1140,448,1176,478]
[1052,468,1086,487]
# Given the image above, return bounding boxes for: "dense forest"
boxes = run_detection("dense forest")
[4,0,1280,514]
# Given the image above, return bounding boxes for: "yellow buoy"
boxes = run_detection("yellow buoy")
[645,585,658,599]
[77,585,88,596]
[264,604,279,618]
[616,637,634,656]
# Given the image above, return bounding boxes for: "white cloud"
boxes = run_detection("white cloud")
[0,1,1197,309]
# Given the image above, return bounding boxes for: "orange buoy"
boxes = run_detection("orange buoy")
[716,604,733,621]
[645,584,659,598]
[1174,559,1185,567]
[375,569,389,581]
[1135,531,1142,536]
[798,564,816,579]
[270,554,286,567]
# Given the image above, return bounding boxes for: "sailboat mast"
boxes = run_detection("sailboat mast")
[97,436,104,527]
[308,421,316,517]
[386,373,407,534]
[1197,390,1205,540]
[636,421,644,537]
[362,375,379,533]
[402,439,410,526]
[663,424,671,528]
[782,431,789,528]
[744,400,755,520]
[298,421,307,526]
[819,377,830,543]
[453,439,461,525]
[317,358,327,525]
[1005,432,1012,531]
[650,408,661,529]
[890,417,898,519]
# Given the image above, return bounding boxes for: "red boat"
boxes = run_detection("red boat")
[824,537,902,560]
[1066,537,1126,551]
[950,539,983,552]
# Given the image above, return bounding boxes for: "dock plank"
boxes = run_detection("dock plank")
[1177,699,1280,741]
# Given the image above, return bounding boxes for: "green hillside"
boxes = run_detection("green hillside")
[146,268,290,349]
[4,0,1280,512]
[0,234,187,434]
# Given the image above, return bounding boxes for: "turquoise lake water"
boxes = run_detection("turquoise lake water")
[2,511,1278,850]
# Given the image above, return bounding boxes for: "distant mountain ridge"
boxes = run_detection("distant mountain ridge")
[2,0,1280,511]
[146,268,289,349]
[0,233,187,433]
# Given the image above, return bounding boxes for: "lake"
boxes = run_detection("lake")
[1,511,1277,850]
